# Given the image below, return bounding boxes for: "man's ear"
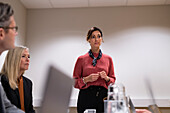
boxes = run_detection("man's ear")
[0,28,5,40]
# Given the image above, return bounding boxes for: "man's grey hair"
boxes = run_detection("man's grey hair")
[0,2,14,30]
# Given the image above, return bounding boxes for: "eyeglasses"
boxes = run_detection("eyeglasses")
[0,26,18,32]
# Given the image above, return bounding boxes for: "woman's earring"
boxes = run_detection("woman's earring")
[102,39,104,43]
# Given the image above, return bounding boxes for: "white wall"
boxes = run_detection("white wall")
[26,5,170,107]
[0,0,27,70]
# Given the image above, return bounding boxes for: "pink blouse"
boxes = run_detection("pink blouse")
[73,52,116,89]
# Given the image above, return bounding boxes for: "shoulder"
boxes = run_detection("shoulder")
[0,74,9,83]
[23,76,32,85]
[77,52,89,60]
[102,53,113,60]
[102,53,114,64]
[0,75,11,91]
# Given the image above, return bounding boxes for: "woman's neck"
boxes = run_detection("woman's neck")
[91,47,100,53]
[19,71,23,78]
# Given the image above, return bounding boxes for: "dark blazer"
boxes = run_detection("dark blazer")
[0,83,24,113]
[1,75,35,113]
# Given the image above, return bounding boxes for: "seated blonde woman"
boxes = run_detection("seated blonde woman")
[0,46,35,113]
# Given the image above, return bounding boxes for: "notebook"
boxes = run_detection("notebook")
[39,65,73,113]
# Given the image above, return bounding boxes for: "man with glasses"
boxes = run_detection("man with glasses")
[0,2,24,113]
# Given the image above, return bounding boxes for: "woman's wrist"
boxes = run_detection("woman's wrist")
[83,77,87,84]
[105,76,110,82]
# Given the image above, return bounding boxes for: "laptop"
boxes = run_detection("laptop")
[39,65,73,113]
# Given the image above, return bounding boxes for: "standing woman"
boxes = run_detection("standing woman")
[0,46,35,113]
[73,27,116,113]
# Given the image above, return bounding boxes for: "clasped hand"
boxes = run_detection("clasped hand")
[84,71,109,83]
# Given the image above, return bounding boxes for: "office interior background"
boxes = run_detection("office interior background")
[0,0,170,113]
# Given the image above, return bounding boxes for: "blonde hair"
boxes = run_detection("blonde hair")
[1,46,28,89]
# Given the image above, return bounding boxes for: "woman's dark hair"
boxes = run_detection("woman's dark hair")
[0,2,14,28]
[86,27,103,41]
